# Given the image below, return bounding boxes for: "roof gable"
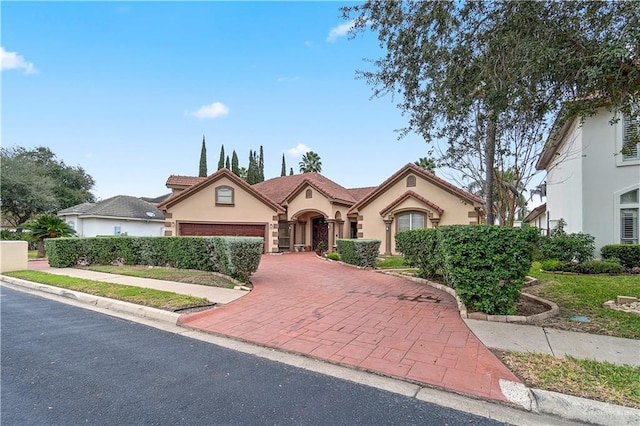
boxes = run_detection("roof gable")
[158,168,284,213]
[166,175,207,188]
[254,172,356,206]
[379,190,444,217]
[349,163,483,213]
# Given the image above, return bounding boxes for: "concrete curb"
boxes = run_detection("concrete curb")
[531,388,640,425]
[0,275,180,325]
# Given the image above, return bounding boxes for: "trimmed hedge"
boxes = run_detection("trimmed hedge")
[395,228,440,278]
[336,239,381,267]
[395,225,539,315]
[541,259,624,274]
[601,244,640,268]
[45,236,264,282]
[539,219,594,263]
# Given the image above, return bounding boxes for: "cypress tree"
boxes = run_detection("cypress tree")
[217,145,225,170]
[198,135,207,177]
[247,150,255,184]
[231,150,239,175]
[289,167,294,176]
[225,155,230,169]
[280,153,286,176]
[258,145,265,182]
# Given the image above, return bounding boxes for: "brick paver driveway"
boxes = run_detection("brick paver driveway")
[179,253,520,402]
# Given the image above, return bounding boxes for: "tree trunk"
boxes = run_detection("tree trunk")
[484,117,497,225]
[37,239,46,258]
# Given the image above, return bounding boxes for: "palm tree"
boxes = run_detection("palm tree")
[22,214,76,258]
[299,151,322,173]
[414,157,437,173]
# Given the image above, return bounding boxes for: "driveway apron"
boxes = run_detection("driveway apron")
[179,253,520,402]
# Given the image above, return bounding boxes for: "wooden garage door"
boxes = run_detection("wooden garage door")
[179,223,265,238]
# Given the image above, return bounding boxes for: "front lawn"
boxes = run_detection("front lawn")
[4,270,209,311]
[501,351,640,409]
[527,263,640,339]
[376,256,417,271]
[82,265,238,289]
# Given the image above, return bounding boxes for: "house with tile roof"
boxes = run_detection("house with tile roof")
[158,163,484,254]
[58,195,165,237]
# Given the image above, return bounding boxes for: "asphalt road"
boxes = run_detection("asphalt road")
[1,286,510,425]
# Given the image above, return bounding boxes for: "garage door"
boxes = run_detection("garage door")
[179,223,265,238]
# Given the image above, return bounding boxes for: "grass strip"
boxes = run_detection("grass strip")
[502,351,640,409]
[4,270,208,311]
[84,265,237,289]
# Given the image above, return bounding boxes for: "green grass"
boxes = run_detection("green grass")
[502,351,640,409]
[376,256,414,270]
[28,251,39,259]
[4,270,208,311]
[83,265,237,289]
[527,262,640,339]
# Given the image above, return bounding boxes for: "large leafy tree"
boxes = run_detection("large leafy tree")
[299,151,322,173]
[198,135,207,177]
[344,1,640,224]
[1,146,95,227]
[22,214,76,258]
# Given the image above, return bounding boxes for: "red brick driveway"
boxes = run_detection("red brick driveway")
[178,253,520,402]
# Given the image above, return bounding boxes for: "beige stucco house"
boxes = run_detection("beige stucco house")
[157,163,484,254]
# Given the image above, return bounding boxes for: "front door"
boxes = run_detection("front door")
[312,217,329,251]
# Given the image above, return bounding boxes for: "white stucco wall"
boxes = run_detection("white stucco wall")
[77,218,164,237]
[0,241,28,273]
[545,109,640,254]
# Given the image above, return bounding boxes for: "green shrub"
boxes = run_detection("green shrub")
[395,228,440,278]
[576,260,624,275]
[45,236,264,281]
[539,219,595,263]
[438,225,539,315]
[326,252,340,261]
[540,259,566,272]
[1,229,37,250]
[336,239,381,267]
[601,244,640,268]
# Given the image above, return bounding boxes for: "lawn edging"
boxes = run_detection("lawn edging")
[0,275,181,325]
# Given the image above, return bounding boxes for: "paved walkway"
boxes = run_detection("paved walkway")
[178,253,520,403]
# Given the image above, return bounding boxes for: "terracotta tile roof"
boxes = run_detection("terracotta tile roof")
[254,172,357,206]
[349,163,484,214]
[347,186,377,202]
[166,175,207,188]
[158,168,284,213]
[58,196,164,220]
[379,191,444,217]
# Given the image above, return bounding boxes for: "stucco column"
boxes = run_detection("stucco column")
[383,219,393,255]
[327,219,336,251]
[288,221,295,252]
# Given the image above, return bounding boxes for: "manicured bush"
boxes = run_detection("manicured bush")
[576,260,624,275]
[336,239,381,267]
[601,244,640,268]
[395,228,440,278]
[540,259,567,272]
[326,252,340,261]
[45,236,264,281]
[539,219,595,263]
[438,225,539,315]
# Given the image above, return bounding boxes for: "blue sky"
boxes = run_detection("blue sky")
[3,1,447,200]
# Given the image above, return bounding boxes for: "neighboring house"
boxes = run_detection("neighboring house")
[522,203,548,235]
[536,108,640,254]
[58,195,165,237]
[158,163,484,254]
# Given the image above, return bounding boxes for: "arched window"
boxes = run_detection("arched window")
[397,212,425,231]
[406,175,416,187]
[305,189,313,198]
[620,188,639,244]
[216,186,234,205]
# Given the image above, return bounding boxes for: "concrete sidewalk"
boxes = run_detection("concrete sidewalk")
[32,266,248,305]
[466,319,640,366]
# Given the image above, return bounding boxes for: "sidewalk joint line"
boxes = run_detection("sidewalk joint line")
[542,327,555,356]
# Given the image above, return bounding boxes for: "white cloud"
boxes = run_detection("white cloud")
[1,47,38,74]
[326,21,354,43]
[287,143,310,157]
[187,102,229,119]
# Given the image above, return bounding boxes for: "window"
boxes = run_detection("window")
[620,189,639,244]
[216,186,234,205]
[622,113,639,161]
[114,226,121,236]
[397,212,425,231]
[406,175,416,187]
[305,189,312,198]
